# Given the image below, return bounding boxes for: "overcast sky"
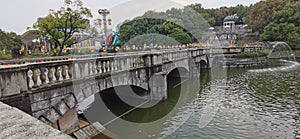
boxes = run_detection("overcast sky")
[0,0,260,34]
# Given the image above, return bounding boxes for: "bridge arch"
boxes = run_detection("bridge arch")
[167,66,190,78]
[199,60,208,69]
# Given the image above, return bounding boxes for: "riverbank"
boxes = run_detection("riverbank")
[224,57,268,68]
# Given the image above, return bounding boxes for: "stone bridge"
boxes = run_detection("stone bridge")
[0,47,264,133]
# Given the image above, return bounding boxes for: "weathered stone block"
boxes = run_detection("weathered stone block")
[30,92,45,103]
[39,116,52,125]
[44,89,63,100]
[45,108,61,123]
[91,83,100,94]
[65,95,76,109]
[82,86,93,98]
[56,101,69,116]
[73,87,85,103]
[64,86,74,95]
[32,109,48,118]
[31,100,50,112]
[50,96,67,108]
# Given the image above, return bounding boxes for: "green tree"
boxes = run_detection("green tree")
[0,29,22,51]
[33,0,92,53]
[260,2,300,49]
[246,0,287,32]
[168,28,192,44]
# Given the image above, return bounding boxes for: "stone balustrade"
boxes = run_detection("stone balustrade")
[26,54,147,90]
[0,53,115,65]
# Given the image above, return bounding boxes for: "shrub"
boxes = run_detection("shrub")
[232,49,269,58]
[0,54,12,60]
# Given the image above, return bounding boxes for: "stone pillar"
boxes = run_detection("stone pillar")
[0,66,31,113]
[188,59,200,79]
[148,73,167,100]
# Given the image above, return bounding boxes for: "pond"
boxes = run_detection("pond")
[83,59,300,139]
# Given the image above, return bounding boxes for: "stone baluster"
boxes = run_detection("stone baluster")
[107,61,111,72]
[27,70,34,89]
[110,60,114,72]
[136,57,140,67]
[73,63,81,79]
[89,62,94,76]
[56,66,63,81]
[173,53,176,60]
[134,57,137,67]
[43,68,49,84]
[121,59,127,70]
[127,57,131,68]
[131,57,135,68]
[50,67,57,82]
[130,57,133,68]
[93,62,98,75]
[63,65,70,80]
[132,57,135,68]
[153,55,157,65]
[102,61,106,73]
[97,61,102,74]
[114,59,118,71]
[34,69,42,87]
[139,57,142,67]
[172,53,175,60]
[68,65,73,79]
[127,58,131,69]
[140,57,145,67]
[83,63,89,77]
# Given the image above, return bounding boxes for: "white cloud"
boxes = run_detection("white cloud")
[108,0,184,29]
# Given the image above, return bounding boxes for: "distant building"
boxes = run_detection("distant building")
[223,15,236,32]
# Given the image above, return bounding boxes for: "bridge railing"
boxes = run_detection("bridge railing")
[0,53,116,66]
[22,49,201,91]
[0,53,149,97]
[25,54,148,90]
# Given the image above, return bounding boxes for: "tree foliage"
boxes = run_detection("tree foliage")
[0,29,22,51]
[119,10,194,46]
[33,0,92,50]
[246,0,288,32]
[119,3,253,46]
[260,1,300,49]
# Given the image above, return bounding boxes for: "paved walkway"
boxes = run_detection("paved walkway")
[0,101,72,139]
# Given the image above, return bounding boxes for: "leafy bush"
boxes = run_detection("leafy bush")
[232,49,269,58]
[0,54,12,60]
